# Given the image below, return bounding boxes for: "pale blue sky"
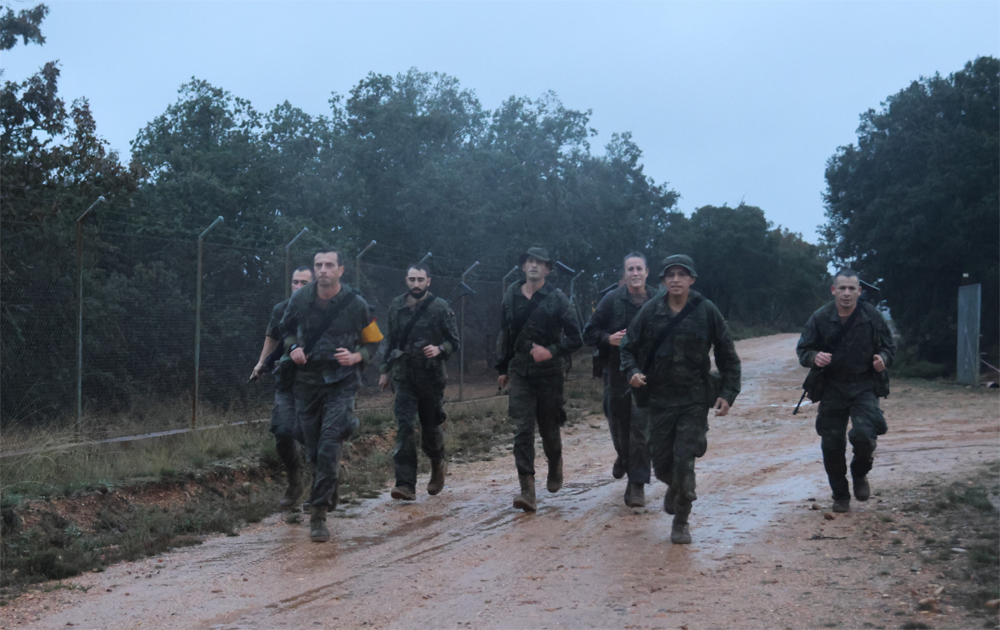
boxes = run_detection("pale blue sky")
[3,1,998,241]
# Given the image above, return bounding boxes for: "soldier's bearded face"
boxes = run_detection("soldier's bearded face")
[663,267,695,296]
[623,257,648,289]
[313,252,344,287]
[522,257,550,282]
[406,269,431,297]
[291,270,313,292]
[831,275,860,312]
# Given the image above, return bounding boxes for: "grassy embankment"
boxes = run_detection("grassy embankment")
[0,375,602,598]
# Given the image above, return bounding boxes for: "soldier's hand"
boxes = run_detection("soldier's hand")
[872,354,885,372]
[498,374,509,389]
[530,343,553,362]
[335,348,362,366]
[608,330,627,347]
[378,374,390,391]
[629,372,646,388]
[423,344,442,358]
[291,348,307,365]
[713,397,730,417]
[250,362,265,381]
[814,352,832,368]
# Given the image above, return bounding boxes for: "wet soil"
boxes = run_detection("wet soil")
[3,334,997,629]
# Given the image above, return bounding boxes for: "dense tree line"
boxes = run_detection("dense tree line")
[823,57,999,365]
[1,3,829,424]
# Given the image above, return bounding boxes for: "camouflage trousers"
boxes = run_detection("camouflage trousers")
[604,379,651,484]
[816,387,887,499]
[270,388,303,445]
[393,379,446,490]
[510,372,566,476]
[295,383,360,508]
[645,402,709,508]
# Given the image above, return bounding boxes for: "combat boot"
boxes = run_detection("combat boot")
[671,504,692,544]
[309,505,330,543]
[662,485,676,515]
[832,497,851,513]
[276,441,304,510]
[513,474,537,512]
[853,475,870,501]
[427,459,447,496]
[625,482,645,508]
[546,457,563,493]
[391,485,416,501]
[612,455,626,480]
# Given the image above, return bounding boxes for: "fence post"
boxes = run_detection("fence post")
[193,216,224,430]
[459,261,479,401]
[355,240,377,291]
[76,196,105,438]
[502,265,520,295]
[284,227,309,299]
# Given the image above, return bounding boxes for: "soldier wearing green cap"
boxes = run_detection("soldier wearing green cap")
[796,268,895,514]
[497,247,583,512]
[620,254,741,544]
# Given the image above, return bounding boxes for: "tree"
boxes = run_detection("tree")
[823,57,1000,364]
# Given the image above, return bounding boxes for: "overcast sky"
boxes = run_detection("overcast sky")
[3,1,997,241]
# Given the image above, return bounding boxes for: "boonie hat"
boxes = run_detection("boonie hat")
[519,246,552,267]
[659,254,697,278]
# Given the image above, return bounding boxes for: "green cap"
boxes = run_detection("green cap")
[659,254,697,278]
[519,246,552,266]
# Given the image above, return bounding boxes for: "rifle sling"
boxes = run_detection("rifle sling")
[640,295,703,376]
[509,291,549,354]
[304,289,355,355]
[396,297,435,352]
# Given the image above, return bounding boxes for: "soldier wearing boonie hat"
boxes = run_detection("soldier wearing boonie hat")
[620,254,742,544]
[497,246,583,512]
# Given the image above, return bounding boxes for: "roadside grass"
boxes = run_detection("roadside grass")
[861,462,1000,624]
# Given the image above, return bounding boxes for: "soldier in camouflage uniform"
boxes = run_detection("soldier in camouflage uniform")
[621,255,741,544]
[250,266,313,510]
[378,262,460,501]
[583,252,658,508]
[279,248,381,542]
[796,268,895,513]
[497,247,583,512]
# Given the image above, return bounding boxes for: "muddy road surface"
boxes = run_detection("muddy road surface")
[4,334,997,629]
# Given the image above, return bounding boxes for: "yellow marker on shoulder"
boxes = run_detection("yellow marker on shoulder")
[360,318,384,344]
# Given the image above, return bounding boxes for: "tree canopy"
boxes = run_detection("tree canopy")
[823,57,1000,364]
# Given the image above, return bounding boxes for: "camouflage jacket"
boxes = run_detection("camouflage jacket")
[583,283,659,386]
[796,301,895,395]
[496,280,583,378]
[278,282,378,390]
[379,292,460,386]
[266,298,294,390]
[620,290,741,407]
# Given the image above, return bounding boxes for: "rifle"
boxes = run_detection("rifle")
[248,343,285,383]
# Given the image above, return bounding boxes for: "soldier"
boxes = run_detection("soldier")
[620,255,741,544]
[796,268,895,513]
[378,262,460,500]
[279,248,382,542]
[583,253,658,507]
[250,265,314,510]
[497,247,583,512]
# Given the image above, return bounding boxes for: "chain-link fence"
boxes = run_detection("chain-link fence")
[3,220,585,445]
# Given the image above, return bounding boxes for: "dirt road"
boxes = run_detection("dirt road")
[4,334,997,629]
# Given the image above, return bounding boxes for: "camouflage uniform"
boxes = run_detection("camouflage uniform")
[620,289,741,511]
[279,282,378,510]
[497,280,583,478]
[266,299,300,447]
[380,292,460,492]
[583,283,658,485]
[796,301,895,502]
